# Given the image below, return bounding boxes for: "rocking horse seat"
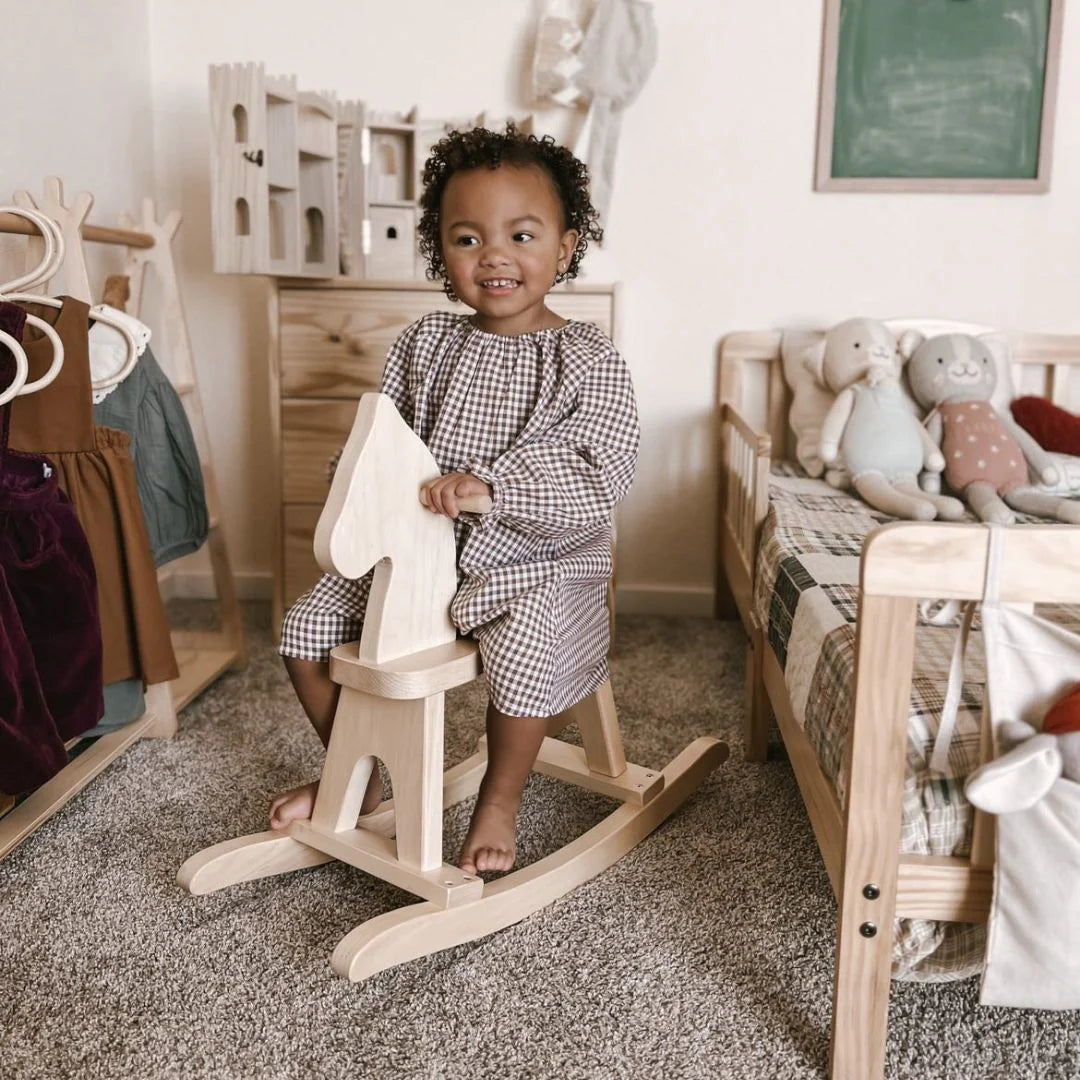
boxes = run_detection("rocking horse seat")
[329,638,482,700]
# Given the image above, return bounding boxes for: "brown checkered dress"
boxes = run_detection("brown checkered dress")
[280,311,639,718]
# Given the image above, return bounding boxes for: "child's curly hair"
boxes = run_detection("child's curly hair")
[418,124,603,300]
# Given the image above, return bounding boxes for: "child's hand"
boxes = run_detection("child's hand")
[420,473,493,519]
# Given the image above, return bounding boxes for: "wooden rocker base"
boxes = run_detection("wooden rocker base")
[178,734,727,978]
[332,735,727,981]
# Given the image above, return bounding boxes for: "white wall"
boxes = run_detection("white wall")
[13,2,1080,612]
[1,0,154,294]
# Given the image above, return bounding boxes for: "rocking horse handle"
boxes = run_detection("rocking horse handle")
[418,485,492,515]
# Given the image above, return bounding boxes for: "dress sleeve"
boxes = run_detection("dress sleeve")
[466,341,639,538]
[327,318,421,483]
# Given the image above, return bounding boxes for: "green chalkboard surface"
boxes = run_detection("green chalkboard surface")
[816,0,1062,191]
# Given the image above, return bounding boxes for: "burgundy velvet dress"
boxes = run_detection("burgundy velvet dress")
[0,302,104,794]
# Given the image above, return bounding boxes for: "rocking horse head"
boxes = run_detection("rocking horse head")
[314,393,458,665]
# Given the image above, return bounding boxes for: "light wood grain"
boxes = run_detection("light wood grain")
[0,212,152,249]
[281,399,359,501]
[298,157,338,277]
[531,736,663,806]
[743,631,771,764]
[367,205,417,280]
[763,646,844,896]
[831,594,917,1080]
[861,523,1080,603]
[311,689,446,871]
[290,819,482,908]
[314,393,457,665]
[283,504,324,608]
[2,185,244,862]
[178,832,335,894]
[330,638,482,700]
[330,737,727,981]
[208,62,270,273]
[895,855,991,922]
[563,679,627,778]
[297,91,338,159]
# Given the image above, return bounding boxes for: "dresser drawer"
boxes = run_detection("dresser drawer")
[283,504,323,608]
[279,288,456,397]
[278,287,615,398]
[281,399,359,503]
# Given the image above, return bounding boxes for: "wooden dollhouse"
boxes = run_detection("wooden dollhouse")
[209,63,533,281]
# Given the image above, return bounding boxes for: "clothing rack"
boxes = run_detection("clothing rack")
[0,177,246,858]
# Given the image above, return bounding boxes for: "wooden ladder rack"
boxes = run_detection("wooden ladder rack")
[0,177,246,859]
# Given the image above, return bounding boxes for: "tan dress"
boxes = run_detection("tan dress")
[9,297,177,686]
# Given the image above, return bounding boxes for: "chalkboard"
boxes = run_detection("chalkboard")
[815,0,1063,192]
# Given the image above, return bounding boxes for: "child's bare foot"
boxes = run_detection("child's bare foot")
[268,770,382,830]
[268,781,319,830]
[458,794,519,875]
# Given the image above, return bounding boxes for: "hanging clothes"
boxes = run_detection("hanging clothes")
[93,342,209,566]
[7,297,177,687]
[0,303,103,794]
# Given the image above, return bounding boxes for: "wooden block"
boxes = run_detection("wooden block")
[367,206,416,280]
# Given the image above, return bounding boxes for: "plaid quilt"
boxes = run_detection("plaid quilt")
[752,469,1080,981]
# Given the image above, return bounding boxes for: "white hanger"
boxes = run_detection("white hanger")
[0,206,66,395]
[0,328,29,406]
[0,205,140,393]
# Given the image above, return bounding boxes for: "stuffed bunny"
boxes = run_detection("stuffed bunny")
[966,719,1080,814]
[905,332,1080,525]
[804,317,964,520]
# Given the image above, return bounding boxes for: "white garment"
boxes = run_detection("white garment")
[532,0,657,225]
[942,526,1080,1009]
[88,306,151,404]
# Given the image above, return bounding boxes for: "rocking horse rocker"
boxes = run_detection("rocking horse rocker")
[178,393,727,980]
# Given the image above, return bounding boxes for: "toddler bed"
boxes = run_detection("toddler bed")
[716,323,1080,1080]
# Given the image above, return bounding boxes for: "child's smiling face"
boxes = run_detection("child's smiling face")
[439,163,579,336]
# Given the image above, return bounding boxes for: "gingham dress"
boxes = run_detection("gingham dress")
[280,311,640,718]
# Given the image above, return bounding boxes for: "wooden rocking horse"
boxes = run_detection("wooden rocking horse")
[178,393,727,980]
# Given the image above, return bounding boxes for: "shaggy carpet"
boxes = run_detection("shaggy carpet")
[2,606,1078,1079]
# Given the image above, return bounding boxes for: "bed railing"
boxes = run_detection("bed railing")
[718,404,771,627]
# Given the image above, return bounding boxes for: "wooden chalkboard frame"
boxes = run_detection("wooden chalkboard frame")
[814,0,1064,193]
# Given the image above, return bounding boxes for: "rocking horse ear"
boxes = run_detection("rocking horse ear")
[965,733,1062,814]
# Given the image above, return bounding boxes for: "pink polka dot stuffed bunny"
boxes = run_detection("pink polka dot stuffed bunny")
[903,332,1080,524]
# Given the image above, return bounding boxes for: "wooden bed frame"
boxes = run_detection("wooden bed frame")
[716,327,1080,1080]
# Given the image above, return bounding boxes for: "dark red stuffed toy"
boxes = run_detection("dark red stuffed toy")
[1044,683,1080,736]
[1011,396,1080,457]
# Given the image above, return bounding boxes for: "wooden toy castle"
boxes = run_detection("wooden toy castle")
[209,63,533,280]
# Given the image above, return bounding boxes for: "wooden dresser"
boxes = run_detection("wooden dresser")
[269,279,618,630]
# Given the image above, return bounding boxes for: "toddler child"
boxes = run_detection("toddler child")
[271,124,639,877]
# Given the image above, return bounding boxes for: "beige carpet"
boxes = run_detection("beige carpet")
[2,605,1078,1079]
